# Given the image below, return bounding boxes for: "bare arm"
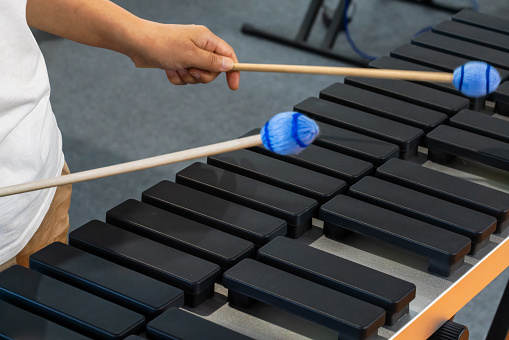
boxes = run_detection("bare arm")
[26,0,240,90]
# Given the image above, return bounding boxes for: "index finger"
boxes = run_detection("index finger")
[211,37,240,90]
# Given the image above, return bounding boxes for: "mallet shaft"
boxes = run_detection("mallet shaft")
[231,63,454,82]
[136,62,454,83]
[0,135,262,197]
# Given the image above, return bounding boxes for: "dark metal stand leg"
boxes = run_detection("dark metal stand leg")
[486,275,509,340]
[241,0,370,66]
[320,0,347,50]
[296,0,323,42]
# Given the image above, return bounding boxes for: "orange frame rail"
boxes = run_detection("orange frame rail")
[392,236,509,339]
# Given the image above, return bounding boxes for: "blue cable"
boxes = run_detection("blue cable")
[343,0,377,61]
[343,0,478,60]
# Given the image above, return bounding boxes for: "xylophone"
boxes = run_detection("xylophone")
[1,8,509,340]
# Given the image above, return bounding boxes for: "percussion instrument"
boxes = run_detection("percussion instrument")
[1,8,509,340]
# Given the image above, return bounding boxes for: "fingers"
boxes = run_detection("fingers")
[188,68,220,84]
[162,25,240,89]
[166,68,221,86]
[192,48,233,74]
[176,69,199,84]
[166,70,186,85]
[190,31,238,74]
[167,68,239,90]
[210,36,241,91]
[166,69,201,85]
[166,67,238,89]
[226,71,240,91]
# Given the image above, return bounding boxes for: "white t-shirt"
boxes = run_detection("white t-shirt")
[0,1,64,264]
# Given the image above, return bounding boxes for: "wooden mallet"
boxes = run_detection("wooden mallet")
[0,112,318,197]
[138,61,501,98]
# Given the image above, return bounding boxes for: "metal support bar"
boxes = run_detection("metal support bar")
[241,0,370,66]
[321,0,347,49]
[296,0,324,42]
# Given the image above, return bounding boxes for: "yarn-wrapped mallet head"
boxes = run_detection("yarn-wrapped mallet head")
[261,112,319,155]
[453,61,501,98]
[0,110,319,198]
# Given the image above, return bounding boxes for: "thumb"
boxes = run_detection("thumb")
[192,49,234,72]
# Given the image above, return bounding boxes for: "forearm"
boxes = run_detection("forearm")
[26,0,143,57]
[26,0,240,89]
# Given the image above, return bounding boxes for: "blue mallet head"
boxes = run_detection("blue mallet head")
[261,112,319,155]
[453,61,501,98]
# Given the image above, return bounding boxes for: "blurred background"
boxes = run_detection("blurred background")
[33,1,509,338]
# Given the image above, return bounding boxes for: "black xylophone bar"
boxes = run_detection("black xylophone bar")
[432,20,509,53]
[412,32,509,71]
[493,82,509,116]
[453,9,509,36]
[390,44,509,82]
[294,96,424,159]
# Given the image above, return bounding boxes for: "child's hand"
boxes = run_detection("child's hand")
[130,23,240,90]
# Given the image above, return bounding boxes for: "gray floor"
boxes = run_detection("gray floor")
[35,0,508,338]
